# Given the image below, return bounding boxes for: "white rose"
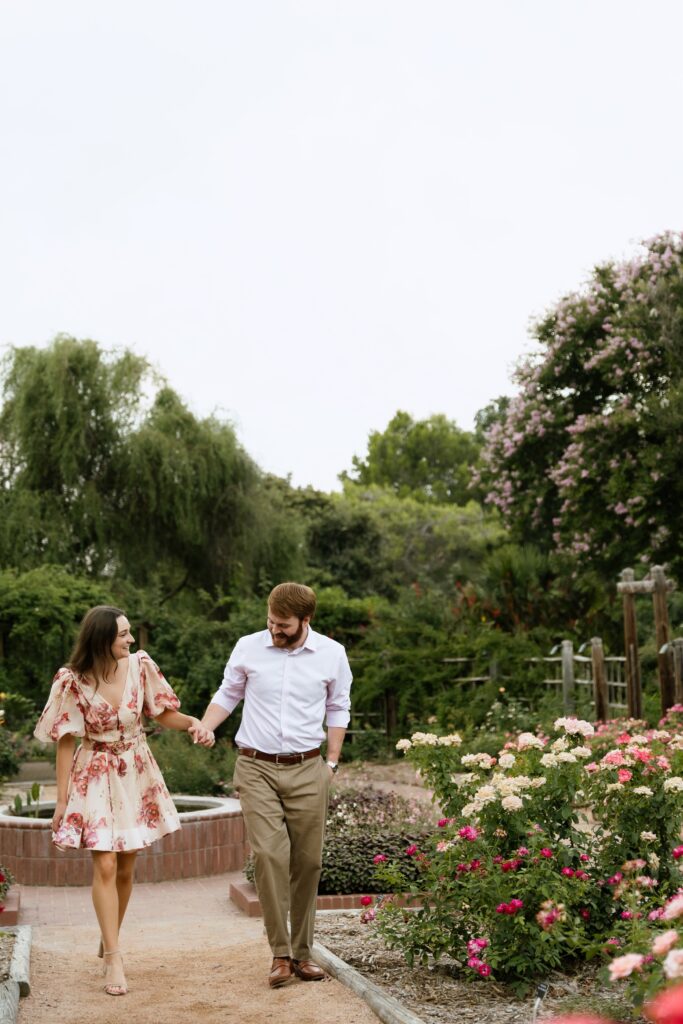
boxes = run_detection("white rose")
[395,738,412,751]
[474,785,496,804]
[665,777,683,792]
[557,752,578,763]
[633,786,654,797]
[517,732,545,750]
[540,753,559,768]
[640,831,657,842]
[498,753,516,769]
[501,795,523,812]
[664,949,683,978]
[437,733,463,747]
[571,746,592,759]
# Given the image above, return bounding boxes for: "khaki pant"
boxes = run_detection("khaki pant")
[233,754,330,960]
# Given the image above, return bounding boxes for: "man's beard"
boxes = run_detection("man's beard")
[270,620,305,648]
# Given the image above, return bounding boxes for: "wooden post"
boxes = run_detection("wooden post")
[620,568,642,719]
[138,623,150,650]
[561,639,575,713]
[672,638,683,706]
[652,565,675,714]
[591,637,608,722]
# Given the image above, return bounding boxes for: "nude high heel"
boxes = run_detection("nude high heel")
[102,950,128,996]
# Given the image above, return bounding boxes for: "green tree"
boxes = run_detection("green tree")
[0,337,304,594]
[480,231,683,582]
[0,336,148,572]
[0,565,112,706]
[343,410,482,504]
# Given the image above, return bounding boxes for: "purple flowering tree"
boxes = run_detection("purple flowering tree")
[480,232,683,580]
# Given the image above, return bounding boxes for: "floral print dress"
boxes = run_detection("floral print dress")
[34,651,181,852]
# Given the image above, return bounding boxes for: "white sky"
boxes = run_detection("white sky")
[1,1,682,491]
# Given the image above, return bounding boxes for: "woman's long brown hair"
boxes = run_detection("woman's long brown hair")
[67,605,127,691]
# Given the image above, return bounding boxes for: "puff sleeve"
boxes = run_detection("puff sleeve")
[34,668,86,742]
[139,651,181,718]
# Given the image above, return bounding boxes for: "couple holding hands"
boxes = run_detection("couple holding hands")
[34,582,351,996]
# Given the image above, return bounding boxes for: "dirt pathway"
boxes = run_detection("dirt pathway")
[18,874,378,1024]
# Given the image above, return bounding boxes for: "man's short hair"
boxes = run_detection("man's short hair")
[268,582,317,620]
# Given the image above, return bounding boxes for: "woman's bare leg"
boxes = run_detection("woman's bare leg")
[115,851,137,928]
[91,851,127,993]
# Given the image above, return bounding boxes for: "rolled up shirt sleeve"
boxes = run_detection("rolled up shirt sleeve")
[325,651,352,727]
[211,642,247,714]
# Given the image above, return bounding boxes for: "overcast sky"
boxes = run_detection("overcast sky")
[1,2,682,491]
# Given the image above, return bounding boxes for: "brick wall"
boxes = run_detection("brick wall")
[1,810,248,885]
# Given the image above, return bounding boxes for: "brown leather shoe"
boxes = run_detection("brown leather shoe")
[269,957,294,988]
[292,959,326,981]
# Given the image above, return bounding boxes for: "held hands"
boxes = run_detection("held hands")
[187,718,215,748]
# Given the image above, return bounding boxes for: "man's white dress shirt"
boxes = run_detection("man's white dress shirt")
[211,627,352,753]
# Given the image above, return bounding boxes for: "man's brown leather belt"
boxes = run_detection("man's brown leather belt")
[238,747,321,765]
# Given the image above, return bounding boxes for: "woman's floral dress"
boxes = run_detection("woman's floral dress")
[34,651,181,852]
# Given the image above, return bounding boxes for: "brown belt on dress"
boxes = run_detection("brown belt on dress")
[81,734,144,754]
[238,747,321,765]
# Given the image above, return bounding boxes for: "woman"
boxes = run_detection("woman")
[34,606,215,996]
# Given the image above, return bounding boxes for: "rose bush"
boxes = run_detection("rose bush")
[368,716,683,986]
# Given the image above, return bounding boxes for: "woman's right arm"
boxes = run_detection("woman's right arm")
[52,734,76,831]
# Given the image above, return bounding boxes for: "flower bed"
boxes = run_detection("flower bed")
[366,712,683,997]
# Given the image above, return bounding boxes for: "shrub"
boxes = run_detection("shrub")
[371,716,683,987]
[146,730,236,796]
[0,866,14,906]
[0,731,20,780]
[245,787,435,895]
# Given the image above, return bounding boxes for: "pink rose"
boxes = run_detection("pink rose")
[373,854,387,864]
[664,896,683,921]
[618,769,633,782]
[608,953,644,980]
[360,896,373,907]
[653,930,679,956]
[644,982,683,1024]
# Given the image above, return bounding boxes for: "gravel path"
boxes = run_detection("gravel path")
[17,874,378,1024]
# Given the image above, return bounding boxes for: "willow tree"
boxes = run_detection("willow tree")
[0,336,303,593]
[0,336,148,572]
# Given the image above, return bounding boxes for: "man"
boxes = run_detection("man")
[200,581,352,988]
